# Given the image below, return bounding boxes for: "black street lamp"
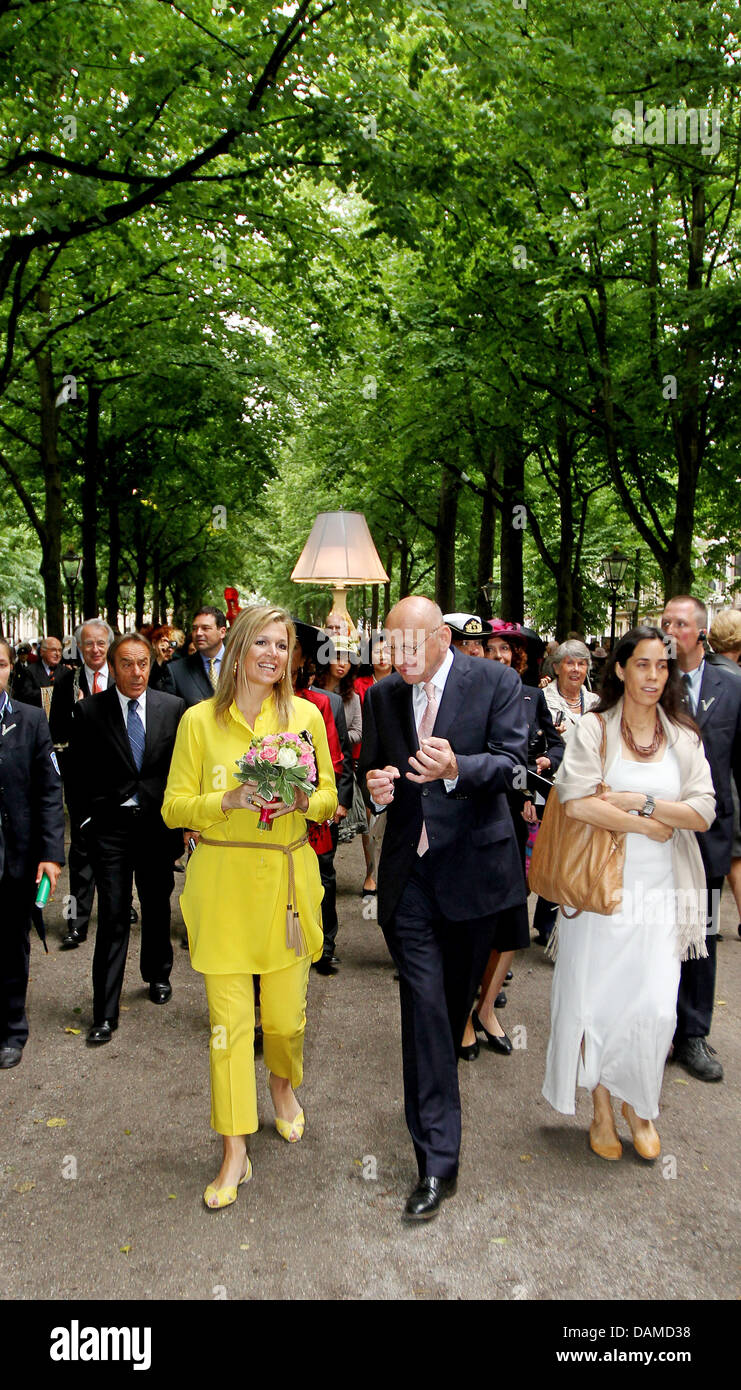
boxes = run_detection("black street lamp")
[480,577,500,618]
[601,546,629,650]
[120,581,134,630]
[61,548,82,632]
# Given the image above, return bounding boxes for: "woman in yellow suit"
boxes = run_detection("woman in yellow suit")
[162,605,337,1209]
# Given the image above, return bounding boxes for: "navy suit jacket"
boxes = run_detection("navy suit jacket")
[0,699,65,879]
[693,654,741,878]
[162,653,214,708]
[358,651,528,926]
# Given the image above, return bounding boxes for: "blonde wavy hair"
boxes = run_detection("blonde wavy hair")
[709,607,741,655]
[213,605,296,727]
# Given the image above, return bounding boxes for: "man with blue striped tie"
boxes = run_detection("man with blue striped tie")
[67,634,185,1045]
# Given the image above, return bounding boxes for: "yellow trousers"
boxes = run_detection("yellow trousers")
[204,957,311,1136]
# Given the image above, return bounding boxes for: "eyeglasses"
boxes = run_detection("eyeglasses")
[389,626,440,663]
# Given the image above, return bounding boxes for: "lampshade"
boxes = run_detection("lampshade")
[291,511,389,586]
[291,511,389,645]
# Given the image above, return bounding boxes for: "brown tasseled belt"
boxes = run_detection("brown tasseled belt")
[197,833,309,956]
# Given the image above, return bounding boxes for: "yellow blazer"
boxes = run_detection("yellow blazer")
[161,696,338,974]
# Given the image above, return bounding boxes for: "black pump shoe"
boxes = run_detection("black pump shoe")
[458,1040,479,1061]
[472,1009,513,1055]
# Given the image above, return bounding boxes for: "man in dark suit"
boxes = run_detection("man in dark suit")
[662,596,741,1082]
[163,606,226,707]
[359,596,528,1221]
[49,619,115,950]
[0,639,65,1068]
[67,633,185,1044]
[13,635,65,711]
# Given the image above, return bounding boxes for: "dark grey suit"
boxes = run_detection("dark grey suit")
[162,653,214,708]
[677,653,741,1039]
[358,651,528,1178]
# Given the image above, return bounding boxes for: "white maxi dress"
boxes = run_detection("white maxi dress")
[542,745,681,1120]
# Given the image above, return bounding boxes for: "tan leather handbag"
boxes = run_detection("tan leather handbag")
[528,716,625,917]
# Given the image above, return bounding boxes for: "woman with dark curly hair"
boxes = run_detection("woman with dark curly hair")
[542,627,715,1162]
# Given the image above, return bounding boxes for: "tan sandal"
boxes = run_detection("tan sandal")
[621,1102,661,1160]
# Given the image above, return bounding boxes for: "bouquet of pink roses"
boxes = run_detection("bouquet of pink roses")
[234,731,317,831]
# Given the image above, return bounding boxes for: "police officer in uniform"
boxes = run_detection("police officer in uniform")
[0,638,65,1068]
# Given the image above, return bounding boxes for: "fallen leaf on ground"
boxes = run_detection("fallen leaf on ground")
[716,999,727,1006]
[46,1118,67,1127]
[72,1007,81,1015]
[120,1006,130,1012]
[167,1194,176,1200]
[491,1236,508,1245]
[674,1078,689,1086]
[240,1243,250,1250]
[14,1180,35,1194]
[64,1028,81,1035]
[119,1244,132,1254]
[519,1154,533,1162]
[123,1129,131,1135]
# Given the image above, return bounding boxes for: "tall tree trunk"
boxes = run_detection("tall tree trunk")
[555,417,575,639]
[81,382,101,618]
[399,538,411,598]
[134,525,147,629]
[105,476,121,629]
[35,347,64,635]
[151,552,160,627]
[499,445,524,623]
[476,449,500,616]
[435,464,460,611]
[384,547,393,619]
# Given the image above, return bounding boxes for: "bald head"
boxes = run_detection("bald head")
[385,596,451,684]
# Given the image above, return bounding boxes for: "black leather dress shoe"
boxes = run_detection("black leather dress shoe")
[130,906,138,924]
[0,1046,23,1069]
[673,1037,723,1082]
[403,1176,457,1221]
[313,956,338,976]
[60,927,87,950]
[505,970,513,982]
[494,990,507,1008]
[87,1019,118,1045]
[148,982,172,1005]
[458,1040,479,1061]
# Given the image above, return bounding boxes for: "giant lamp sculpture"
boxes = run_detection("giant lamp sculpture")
[601,546,629,651]
[291,511,389,643]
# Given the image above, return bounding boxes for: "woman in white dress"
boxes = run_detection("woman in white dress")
[542,627,715,1160]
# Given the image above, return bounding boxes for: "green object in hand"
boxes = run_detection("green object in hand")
[35,873,51,908]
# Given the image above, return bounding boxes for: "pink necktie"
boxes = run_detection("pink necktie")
[416,681,438,856]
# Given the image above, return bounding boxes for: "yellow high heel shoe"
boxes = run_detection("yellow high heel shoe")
[275,1109,305,1143]
[203,1156,253,1210]
[621,1102,661,1160]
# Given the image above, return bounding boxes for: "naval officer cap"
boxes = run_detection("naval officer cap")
[443,613,489,643]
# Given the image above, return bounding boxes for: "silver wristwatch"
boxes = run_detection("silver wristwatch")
[639,794,656,818]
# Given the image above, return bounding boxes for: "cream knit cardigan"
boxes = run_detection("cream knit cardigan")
[552,699,716,959]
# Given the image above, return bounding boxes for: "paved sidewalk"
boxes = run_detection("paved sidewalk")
[1,842,739,1300]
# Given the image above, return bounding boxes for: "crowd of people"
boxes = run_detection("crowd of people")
[1,594,740,1221]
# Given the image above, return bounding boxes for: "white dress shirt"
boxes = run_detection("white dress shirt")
[85,664,110,694]
[372,649,458,809]
[682,659,705,716]
[117,688,147,805]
